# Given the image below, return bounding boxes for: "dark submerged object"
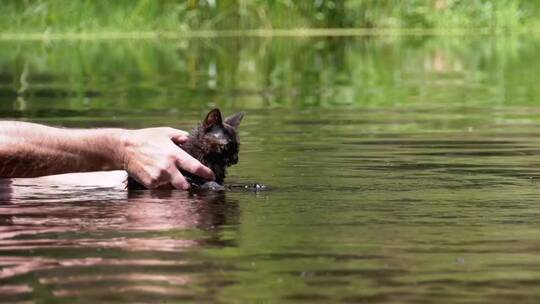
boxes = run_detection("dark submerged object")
[128,109,244,191]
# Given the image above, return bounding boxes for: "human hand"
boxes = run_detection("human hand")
[116,127,215,189]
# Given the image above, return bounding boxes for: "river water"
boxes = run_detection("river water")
[2,36,540,303]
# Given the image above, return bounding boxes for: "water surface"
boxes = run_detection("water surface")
[2,36,540,303]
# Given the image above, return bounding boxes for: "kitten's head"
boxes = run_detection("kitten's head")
[196,108,244,166]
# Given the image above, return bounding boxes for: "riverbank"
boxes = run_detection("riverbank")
[2,0,539,37]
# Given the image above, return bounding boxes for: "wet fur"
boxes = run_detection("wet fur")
[128,109,244,190]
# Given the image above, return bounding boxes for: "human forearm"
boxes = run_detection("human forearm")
[0,121,214,189]
[0,121,122,177]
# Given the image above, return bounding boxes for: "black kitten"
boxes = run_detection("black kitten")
[128,109,244,190]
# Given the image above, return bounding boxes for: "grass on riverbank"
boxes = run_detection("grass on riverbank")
[1,0,539,38]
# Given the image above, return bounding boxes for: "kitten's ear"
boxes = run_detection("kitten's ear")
[224,112,245,129]
[203,108,223,131]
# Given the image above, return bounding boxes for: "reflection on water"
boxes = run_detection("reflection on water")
[2,36,540,303]
[0,181,239,302]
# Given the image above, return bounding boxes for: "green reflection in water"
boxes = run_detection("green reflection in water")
[1,36,539,115]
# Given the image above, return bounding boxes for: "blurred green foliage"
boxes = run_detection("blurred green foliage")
[1,1,539,116]
[0,0,538,33]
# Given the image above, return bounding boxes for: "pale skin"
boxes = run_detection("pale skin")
[0,121,215,189]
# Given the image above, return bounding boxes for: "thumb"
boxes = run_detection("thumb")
[163,127,190,144]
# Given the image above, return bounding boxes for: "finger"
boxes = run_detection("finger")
[170,134,189,145]
[146,170,170,189]
[168,167,190,190]
[174,147,215,180]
